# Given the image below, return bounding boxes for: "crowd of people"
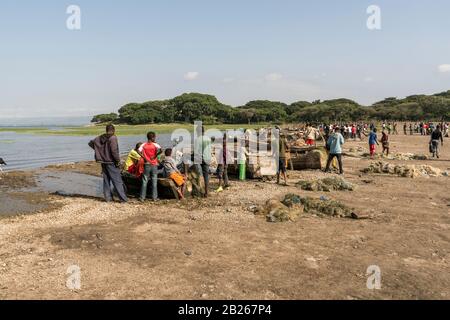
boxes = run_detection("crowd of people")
[321,121,449,141]
[321,121,447,174]
[88,121,447,203]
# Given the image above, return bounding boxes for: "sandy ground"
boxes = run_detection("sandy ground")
[0,134,449,300]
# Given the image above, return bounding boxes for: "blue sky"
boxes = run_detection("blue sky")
[1,0,450,118]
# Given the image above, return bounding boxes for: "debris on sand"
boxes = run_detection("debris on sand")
[255,194,357,222]
[345,147,368,158]
[362,161,447,178]
[280,193,304,208]
[300,197,356,218]
[296,177,355,192]
[387,153,429,161]
[345,148,428,161]
[259,196,303,223]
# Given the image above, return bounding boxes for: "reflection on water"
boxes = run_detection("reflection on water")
[0,131,173,171]
[0,171,106,217]
[35,171,104,199]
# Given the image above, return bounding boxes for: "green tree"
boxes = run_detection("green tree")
[91,113,118,123]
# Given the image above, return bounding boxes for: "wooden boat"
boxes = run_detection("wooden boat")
[289,147,328,170]
[121,172,181,200]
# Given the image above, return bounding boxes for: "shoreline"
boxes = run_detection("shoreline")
[0,135,449,299]
[0,123,268,136]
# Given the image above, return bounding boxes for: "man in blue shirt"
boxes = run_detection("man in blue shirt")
[368,128,379,159]
[324,127,345,175]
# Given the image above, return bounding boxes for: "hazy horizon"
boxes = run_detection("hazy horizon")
[1,0,450,118]
[0,116,92,127]
[1,87,449,123]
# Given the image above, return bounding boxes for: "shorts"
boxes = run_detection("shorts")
[278,158,287,174]
[369,144,376,155]
[169,172,185,187]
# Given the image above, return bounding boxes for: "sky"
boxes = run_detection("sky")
[1,0,450,118]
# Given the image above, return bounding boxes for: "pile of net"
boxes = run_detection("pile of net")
[300,196,355,218]
[285,130,309,149]
[345,147,368,158]
[253,194,356,222]
[390,153,428,161]
[296,176,355,192]
[361,161,446,178]
[345,148,428,161]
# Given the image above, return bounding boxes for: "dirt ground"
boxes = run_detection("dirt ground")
[0,134,449,300]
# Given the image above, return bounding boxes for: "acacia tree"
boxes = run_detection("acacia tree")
[91,90,450,124]
[91,113,118,123]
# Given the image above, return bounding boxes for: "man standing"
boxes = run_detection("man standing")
[139,132,162,202]
[351,124,357,140]
[304,124,319,146]
[368,128,380,159]
[324,124,331,142]
[89,125,128,203]
[194,126,212,198]
[216,132,230,192]
[381,131,390,156]
[277,133,289,186]
[429,125,444,158]
[324,127,345,175]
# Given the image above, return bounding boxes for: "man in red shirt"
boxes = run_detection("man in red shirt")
[139,132,162,201]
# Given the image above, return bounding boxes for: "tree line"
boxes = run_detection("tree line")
[91,91,450,125]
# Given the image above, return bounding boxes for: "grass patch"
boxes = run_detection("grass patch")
[0,123,268,136]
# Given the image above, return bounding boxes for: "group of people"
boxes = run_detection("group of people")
[403,122,449,137]
[89,125,187,203]
[322,123,369,142]
[88,125,296,203]
[89,125,234,203]
[322,121,447,175]
[89,121,446,203]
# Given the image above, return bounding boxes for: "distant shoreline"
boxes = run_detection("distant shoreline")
[0,123,267,136]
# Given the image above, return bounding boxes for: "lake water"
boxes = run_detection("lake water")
[0,130,173,171]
